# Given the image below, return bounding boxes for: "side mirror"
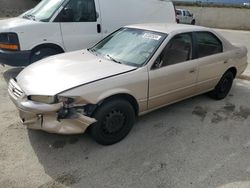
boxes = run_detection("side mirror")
[152,56,163,69]
[61,7,74,22]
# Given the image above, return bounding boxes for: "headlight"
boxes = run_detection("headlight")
[0,33,20,51]
[28,95,56,104]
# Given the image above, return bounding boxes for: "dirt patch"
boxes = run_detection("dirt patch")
[233,106,250,120]
[162,127,179,138]
[223,102,236,112]
[211,104,250,123]
[211,113,224,124]
[50,137,80,149]
[192,106,207,121]
[51,140,67,149]
[39,171,81,188]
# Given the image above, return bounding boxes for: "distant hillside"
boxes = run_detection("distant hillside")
[173,0,250,8]
[174,0,250,5]
[203,0,249,5]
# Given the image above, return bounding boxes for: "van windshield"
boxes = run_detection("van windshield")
[23,0,64,22]
[90,28,167,67]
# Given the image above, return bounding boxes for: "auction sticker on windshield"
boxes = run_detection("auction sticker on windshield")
[142,33,162,41]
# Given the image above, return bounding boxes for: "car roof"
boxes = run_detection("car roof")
[126,23,211,35]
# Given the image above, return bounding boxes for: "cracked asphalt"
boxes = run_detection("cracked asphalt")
[1,29,250,188]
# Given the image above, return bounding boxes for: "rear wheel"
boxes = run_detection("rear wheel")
[191,19,196,25]
[30,48,62,64]
[90,99,135,145]
[208,71,234,100]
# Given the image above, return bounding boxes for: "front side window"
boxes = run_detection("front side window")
[155,33,192,68]
[90,28,167,67]
[61,0,96,22]
[23,0,64,22]
[195,32,223,58]
[185,11,191,17]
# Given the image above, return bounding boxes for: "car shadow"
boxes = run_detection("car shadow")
[26,80,250,187]
[26,94,213,187]
[3,67,23,83]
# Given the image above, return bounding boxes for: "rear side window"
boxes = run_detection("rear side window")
[195,32,223,58]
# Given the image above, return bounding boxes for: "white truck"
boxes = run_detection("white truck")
[0,0,176,66]
[176,8,195,25]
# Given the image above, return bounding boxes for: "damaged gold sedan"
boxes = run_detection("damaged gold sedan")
[8,24,248,145]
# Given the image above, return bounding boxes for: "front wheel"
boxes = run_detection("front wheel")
[208,71,234,100]
[90,99,135,145]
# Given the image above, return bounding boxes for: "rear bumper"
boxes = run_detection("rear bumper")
[8,79,97,134]
[0,49,31,66]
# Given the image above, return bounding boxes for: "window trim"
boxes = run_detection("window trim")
[193,31,223,59]
[55,0,97,23]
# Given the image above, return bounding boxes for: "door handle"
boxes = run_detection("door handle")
[97,24,101,33]
[189,69,196,73]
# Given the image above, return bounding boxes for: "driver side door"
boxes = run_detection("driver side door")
[148,33,198,110]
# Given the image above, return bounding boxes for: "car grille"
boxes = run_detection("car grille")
[8,79,24,99]
[0,33,8,43]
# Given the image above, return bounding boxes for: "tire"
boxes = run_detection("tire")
[30,48,61,64]
[90,99,135,145]
[208,71,234,100]
[191,19,196,25]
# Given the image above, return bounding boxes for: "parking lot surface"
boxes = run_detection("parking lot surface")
[0,29,250,188]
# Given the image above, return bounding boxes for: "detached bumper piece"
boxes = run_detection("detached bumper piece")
[8,79,97,134]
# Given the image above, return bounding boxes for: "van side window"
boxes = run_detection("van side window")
[195,32,223,58]
[63,0,96,22]
[155,33,192,68]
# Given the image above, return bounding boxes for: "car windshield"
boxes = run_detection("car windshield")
[90,28,167,67]
[22,0,64,22]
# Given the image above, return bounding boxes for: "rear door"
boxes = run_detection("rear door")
[194,31,227,93]
[58,0,102,51]
[148,33,198,110]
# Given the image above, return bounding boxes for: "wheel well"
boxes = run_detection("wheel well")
[100,94,139,116]
[227,67,237,78]
[31,43,64,55]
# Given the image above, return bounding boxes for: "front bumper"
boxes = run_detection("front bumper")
[8,79,97,134]
[0,49,31,66]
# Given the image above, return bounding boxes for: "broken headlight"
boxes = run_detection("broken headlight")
[57,96,75,104]
[28,95,56,104]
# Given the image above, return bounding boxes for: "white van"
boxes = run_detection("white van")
[0,0,176,66]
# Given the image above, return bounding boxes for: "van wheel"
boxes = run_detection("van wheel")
[30,48,61,64]
[191,20,196,25]
[208,71,234,100]
[90,99,135,145]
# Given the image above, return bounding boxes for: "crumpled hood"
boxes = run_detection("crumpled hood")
[17,50,136,96]
[0,17,34,32]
